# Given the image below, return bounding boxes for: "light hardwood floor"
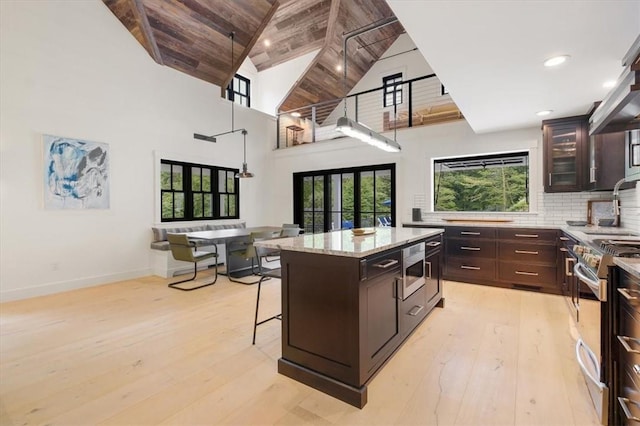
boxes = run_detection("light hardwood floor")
[1,273,600,426]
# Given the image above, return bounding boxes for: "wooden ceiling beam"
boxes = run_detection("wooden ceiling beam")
[130,0,163,65]
[220,0,281,97]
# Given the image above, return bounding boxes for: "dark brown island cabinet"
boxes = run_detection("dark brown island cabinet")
[260,228,444,408]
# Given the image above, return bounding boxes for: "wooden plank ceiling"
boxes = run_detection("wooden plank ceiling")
[103,0,404,120]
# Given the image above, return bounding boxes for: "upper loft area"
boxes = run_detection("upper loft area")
[276,73,464,150]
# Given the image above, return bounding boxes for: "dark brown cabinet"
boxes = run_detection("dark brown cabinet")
[439,225,560,294]
[278,234,443,409]
[612,267,640,425]
[588,131,634,191]
[543,115,588,193]
[497,228,559,293]
[444,226,496,284]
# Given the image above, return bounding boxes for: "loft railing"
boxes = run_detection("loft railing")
[276,74,463,149]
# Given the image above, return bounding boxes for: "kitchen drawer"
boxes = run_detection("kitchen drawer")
[446,238,496,258]
[445,226,496,239]
[444,256,495,282]
[399,284,427,337]
[498,228,558,243]
[498,241,558,264]
[498,261,557,287]
[617,360,640,424]
[362,249,401,281]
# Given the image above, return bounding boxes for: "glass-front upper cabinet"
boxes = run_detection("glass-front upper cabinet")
[543,116,588,192]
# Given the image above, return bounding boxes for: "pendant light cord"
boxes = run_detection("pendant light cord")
[230,32,235,132]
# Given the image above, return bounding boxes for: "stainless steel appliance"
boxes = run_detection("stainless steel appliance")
[401,242,425,300]
[626,129,640,181]
[570,238,640,425]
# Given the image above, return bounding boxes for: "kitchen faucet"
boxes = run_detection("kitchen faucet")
[612,177,628,227]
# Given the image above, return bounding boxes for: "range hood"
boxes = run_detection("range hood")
[589,34,640,135]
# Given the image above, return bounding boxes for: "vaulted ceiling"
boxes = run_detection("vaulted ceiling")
[103,0,404,119]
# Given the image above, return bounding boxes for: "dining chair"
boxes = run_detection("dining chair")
[167,233,218,291]
[227,230,280,284]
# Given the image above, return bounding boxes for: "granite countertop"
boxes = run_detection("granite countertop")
[253,227,444,258]
[614,258,640,279]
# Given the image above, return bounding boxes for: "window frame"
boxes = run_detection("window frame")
[432,150,530,213]
[293,163,396,233]
[383,72,403,107]
[226,74,251,108]
[160,159,239,222]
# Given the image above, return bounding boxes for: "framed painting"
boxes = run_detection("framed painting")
[43,134,110,209]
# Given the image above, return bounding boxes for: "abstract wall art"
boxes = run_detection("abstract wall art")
[43,135,110,209]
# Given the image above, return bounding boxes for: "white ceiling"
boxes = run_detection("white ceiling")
[387,0,640,134]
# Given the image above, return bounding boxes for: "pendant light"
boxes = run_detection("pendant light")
[335,17,402,153]
[193,32,254,178]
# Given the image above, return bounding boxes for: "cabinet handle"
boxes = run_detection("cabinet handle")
[425,261,432,279]
[408,305,424,316]
[618,336,640,354]
[560,237,570,241]
[515,234,539,238]
[618,288,638,301]
[565,257,575,277]
[559,247,568,252]
[515,250,538,255]
[634,364,640,377]
[460,265,480,270]
[460,246,480,251]
[515,271,539,276]
[618,397,640,422]
[460,231,480,236]
[548,173,552,186]
[590,167,596,183]
[426,241,441,247]
[373,259,399,269]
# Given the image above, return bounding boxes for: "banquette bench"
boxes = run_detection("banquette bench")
[150,222,246,278]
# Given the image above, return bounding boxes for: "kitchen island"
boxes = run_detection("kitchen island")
[254,227,444,408]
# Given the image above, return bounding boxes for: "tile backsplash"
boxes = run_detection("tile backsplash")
[417,184,639,232]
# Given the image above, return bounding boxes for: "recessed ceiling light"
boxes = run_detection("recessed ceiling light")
[336,64,342,72]
[536,110,553,116]
[263,39,271,47]
[543,55,570,67]
[291,112,301,117]
[603,80,616,89]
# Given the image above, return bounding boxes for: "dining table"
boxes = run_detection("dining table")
[185,226,282,280]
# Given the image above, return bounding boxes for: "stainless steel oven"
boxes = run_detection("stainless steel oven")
[401,242,425,300]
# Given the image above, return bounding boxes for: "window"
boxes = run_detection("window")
[294,164,395,233]
[161,159,239,221]
[226,74,250,107]
[383,73,403,107]
[433,152,529,212]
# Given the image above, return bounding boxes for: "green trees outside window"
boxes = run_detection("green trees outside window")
[434,152,529,212]
[295,164,395,233]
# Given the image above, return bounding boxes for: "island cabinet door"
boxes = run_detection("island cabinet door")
[361,271,403,381]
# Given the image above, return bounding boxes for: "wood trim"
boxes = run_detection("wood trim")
[221,0,281,96]
[130,0,163,65]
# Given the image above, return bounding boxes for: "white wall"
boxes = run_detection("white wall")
[0,1,276,301]
[253,49,320,116]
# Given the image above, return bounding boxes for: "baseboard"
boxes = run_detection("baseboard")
[0,267,152,303]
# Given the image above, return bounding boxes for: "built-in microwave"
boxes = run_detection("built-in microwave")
[626,129,640,181]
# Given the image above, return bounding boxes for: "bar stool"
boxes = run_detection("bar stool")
[252,244,283,344]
